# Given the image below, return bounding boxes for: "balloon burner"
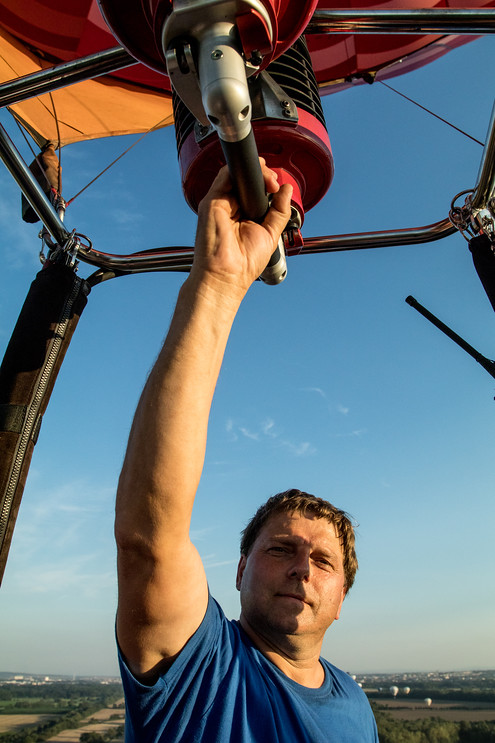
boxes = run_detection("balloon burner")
[173,37,334,227]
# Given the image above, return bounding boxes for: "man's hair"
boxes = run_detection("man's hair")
[240,489,358,592]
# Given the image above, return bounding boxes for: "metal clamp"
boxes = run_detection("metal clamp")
[163,0,273,133]
[450,190,495,243]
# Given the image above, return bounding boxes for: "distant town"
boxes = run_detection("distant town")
[0,672,120,685]
[1,667,493,692]
[354,669,495,690]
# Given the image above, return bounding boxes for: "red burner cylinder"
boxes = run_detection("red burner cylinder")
[172,36,333,222]
[98,0,319,84]
[177,108,332,223]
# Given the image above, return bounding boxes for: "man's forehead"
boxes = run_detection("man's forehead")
[258,509,340,543]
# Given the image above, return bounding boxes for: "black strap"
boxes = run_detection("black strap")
[0,404,42,443]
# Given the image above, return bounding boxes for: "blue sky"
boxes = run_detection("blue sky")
[0,34,494,679]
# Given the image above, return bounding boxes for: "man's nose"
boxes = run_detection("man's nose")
[288,552,310,580]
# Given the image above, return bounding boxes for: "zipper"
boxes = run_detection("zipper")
[0,274,83,556]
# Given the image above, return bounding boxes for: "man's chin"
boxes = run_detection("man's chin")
[259,614,310,639]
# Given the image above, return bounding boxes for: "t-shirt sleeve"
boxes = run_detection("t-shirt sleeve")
[117,593,229,741]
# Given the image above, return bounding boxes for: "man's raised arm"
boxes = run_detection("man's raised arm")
[115,161,292,682]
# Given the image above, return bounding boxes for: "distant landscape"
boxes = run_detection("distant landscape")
[0,676,123,743]
[0,669,494,742]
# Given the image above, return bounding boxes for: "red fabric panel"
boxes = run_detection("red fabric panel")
[1,0,494,95]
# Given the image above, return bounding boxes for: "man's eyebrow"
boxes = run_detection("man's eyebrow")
[268,535,340,556]
[267,534,303,543]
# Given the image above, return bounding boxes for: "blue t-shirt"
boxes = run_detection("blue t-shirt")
[118,595,379,742]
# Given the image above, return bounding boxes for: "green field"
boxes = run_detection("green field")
[0,682,123,743]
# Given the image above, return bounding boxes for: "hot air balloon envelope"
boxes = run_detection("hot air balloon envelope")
[2,0,495,150]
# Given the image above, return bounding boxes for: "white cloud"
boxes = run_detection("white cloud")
[0,186,42,269]
[204,557,237,569]
[225,417,315,457]
[5,478,115,589]
[110,207,144,228]
[279,440,316,457]
[261,418,276,437]
[301,388,351,418]
[190,526,216,541]
[225,418,238,441]
[303,386,327,399]
[10,552,115,599]
[239,426,259,441]
[334,428,367,438]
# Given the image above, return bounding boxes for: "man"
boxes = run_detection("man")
[115,160,379,742]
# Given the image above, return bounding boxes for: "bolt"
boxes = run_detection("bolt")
[249,50,263,66]
[281,100,290,108]
[211,49,223,60]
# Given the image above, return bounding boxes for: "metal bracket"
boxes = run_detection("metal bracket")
[450,191,495,243]
[166,41,207,127]
[249,71,298,122]
[163,0,273,138]
[193,69,298,144]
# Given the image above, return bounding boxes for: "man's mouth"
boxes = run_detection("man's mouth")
[277,593,309,605]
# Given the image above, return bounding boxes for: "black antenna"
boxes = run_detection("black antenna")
[405,295,495,381]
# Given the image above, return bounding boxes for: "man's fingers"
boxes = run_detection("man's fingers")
[202,159,280,211]
[260,160,280,197]
[204,165,233,202]
[197,160,291,257]
[263,183,293,240]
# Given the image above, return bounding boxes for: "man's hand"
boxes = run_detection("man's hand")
[191,158,293,301]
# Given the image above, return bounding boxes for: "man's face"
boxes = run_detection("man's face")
[236,511,346,648]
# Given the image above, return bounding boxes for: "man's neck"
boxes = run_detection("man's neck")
[239,616,325,688]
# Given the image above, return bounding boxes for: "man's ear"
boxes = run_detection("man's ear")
[236,555,247,591]
[334,588,347,621]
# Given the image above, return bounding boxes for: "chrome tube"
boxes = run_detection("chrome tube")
[0,47,135,108]
[300,219,455,254]
[306,9,495,35]
[77,245,195,274]
[73,218,456,276]
[471,100,495,211]
[0,123,69,245]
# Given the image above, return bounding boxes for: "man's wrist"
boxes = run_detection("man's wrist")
[183,269,248,317]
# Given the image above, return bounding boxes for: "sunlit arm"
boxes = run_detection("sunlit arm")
[114,162,292,681]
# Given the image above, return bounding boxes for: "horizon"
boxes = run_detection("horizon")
[1,668,494,681]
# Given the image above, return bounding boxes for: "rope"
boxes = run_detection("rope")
[66,116,172,205]
[48,92,62,194]
[378,80,484,147]
[12,114,55,195]
[13,114,39,160]
[8,87,170,208]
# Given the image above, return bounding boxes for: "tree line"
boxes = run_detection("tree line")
[373,706,495,742]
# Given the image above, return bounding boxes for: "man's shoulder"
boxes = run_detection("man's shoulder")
[321,658,356,681]
[320,659,370,699]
